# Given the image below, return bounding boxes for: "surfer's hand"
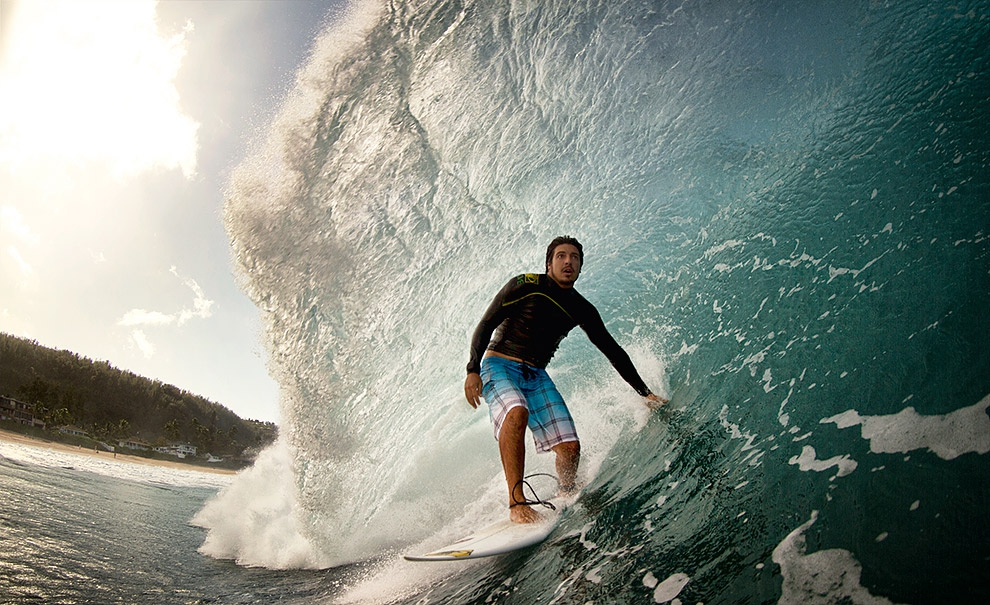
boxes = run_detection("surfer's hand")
[465,373,483,409]
[645,392,667,410]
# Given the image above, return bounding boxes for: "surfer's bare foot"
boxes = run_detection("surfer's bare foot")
[509,503,543,524]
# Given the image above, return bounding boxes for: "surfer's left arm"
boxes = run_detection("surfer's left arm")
[581,305,667,407]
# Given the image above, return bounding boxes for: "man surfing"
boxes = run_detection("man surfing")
[465,236,666,523]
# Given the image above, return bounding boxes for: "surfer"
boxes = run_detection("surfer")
[465,236,666,523]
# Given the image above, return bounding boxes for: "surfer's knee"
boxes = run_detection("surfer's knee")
[553,440,581,476]
[554,439,580,459]
[503,406,529,430]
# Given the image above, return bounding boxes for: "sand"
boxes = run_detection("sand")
[0,428,237,476]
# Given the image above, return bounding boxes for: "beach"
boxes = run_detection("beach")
[0,428,236,476]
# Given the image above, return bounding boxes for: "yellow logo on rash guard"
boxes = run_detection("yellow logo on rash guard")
[523,274,539,284]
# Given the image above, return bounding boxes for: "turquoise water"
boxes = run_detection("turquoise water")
[210,0,988,602]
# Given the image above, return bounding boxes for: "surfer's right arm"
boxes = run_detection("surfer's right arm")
[464,372,483,408]
[465,277,519,408]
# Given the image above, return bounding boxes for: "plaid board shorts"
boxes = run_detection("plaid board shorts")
[480,356,578,453]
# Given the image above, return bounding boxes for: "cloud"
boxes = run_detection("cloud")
[0,0,199,178]
[130,329,156,359]
[1,206,39,285]
[119,267,215,328]
[171,266,215,323]
[0,206,39,244]
[117,267,215,357]
[119,309,176,327]
[5,245,31,275]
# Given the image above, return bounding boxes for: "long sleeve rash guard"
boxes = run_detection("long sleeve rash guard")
[467,273,652,397]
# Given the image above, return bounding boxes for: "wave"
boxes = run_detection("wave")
[201,0,989,602]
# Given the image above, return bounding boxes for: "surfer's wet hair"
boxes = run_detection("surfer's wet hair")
[546,236,584,271]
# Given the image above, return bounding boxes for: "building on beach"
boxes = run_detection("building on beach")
[57,425,89,438]
[0,396,46,429]
[118,437,152,452]
[154,442,198,458]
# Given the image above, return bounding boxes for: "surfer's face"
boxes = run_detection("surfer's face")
[547,243,582,287]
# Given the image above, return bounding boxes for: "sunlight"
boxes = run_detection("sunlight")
[0,205,39,287]
[0,0,199,178]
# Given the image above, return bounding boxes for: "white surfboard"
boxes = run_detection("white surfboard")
[403,507,561,562]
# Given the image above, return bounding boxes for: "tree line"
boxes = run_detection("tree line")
[0,332,276,458]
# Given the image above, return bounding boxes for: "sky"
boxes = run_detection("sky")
[0,0,344,423]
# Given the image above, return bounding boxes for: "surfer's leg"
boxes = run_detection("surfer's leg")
[552,439,581,494]
[500,406,542,523]
[481,357,543,523]
[523,369,579,494]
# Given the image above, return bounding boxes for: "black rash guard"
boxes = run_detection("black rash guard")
[467,273,652,397]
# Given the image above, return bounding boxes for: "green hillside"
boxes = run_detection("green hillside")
[0,333,276,464]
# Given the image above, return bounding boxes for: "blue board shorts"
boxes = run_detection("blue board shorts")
[480,356,578,453]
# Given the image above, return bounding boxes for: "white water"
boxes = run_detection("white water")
[0,439,230,489]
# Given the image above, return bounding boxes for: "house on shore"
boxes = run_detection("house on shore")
[57,425,89,438]
[118,437,152,452]
[154,442,198,459]
[0,396,46,429]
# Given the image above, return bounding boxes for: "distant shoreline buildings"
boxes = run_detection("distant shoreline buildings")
[153,442,198,459]
[2,395,201,461]
[0,395,46,429]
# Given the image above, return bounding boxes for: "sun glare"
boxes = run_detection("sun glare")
[0,0,199,178]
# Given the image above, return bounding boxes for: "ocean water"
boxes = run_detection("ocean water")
[0,441,375,604]
[9,0,987,603]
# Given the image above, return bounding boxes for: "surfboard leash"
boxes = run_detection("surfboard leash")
[510,473,558,511]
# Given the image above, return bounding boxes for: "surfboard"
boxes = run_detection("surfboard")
[403,507,561,562]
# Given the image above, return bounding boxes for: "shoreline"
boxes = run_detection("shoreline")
[0,428,237,476]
